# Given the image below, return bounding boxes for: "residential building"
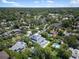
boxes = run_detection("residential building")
[30,33,50,48]
[69,48,79,59]
[50,30,58,37]
[52,22,62,29]
[9,41,26,52]
[63,30,71,36]
[0,51,9,59]
[2,29,22,38]
[27,31,32,37]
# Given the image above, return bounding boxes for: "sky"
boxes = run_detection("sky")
[0,0,79,7]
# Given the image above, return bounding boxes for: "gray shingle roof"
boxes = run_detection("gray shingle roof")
[9,41,26,52]
[31,33,49,48]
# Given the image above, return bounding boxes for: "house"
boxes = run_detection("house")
[74,21,79,29]
[50,30,58,37]
[30,33,50,48]
[12,29,22,34]
[52,22,62,29]
[48,34,52,37]
[0,51,9,59]
[48,13,60,19]
[63,30,71,36]
[27,31,32,37]
[28,57,32,59]
[69,48,79,59]
[62,17,69,20]
[12,29,21,32]
[35,27,39,30]
[52,43,60,48]
[2,29,22,38]
[9,41,26,52]
[64,14,74,19]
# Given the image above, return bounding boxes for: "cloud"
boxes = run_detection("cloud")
[34,0,54,4]
[1,0,16,3]
[13,3,26,7]
[47,0,54,3]
[1,0,26,7]
[46,0,54,6]
[70,0,79,4]
[33,0,54,7]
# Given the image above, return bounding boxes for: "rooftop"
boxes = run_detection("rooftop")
[31,33,50,48]
[9,41,26,52]
[0,51,9,59]
[69,48,79,59]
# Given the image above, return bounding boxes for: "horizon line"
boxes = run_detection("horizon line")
[0,7,79,8]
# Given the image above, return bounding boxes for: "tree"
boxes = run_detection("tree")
[58,48,72,59]
[22,36,32,47]
[58,31,64,36]
[41,32,48,38]
[64,35,78,48]
[62,19,73,28]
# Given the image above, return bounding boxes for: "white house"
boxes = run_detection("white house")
[9,41,26,52]
[30,33,50,48]
[69,48,79,59]
[27,31,32,37]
